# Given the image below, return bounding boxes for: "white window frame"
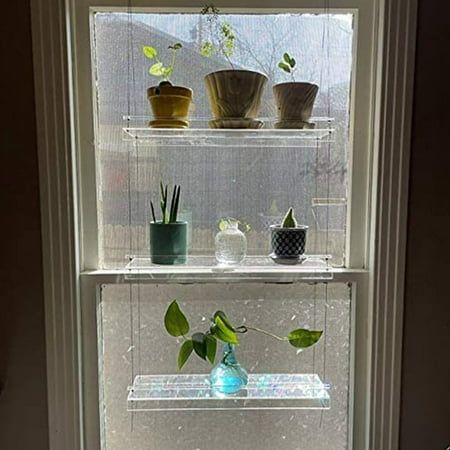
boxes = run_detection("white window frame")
[30,0,417,449]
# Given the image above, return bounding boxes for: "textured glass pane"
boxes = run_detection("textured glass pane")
[100,283,351,450]
[92,12,353,268]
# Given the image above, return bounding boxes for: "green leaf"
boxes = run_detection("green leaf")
[211,316,239,344]
[221,22,234,38]
[281,207,297,228]
[178,340,193,370]
[288,329,323,349]
[143,46,157,59]
[205,334,217,364]
[213,310,235,331]
[164,300,190,337]
[200,41,214,57]
[192,332,207,360]
[149,62,164,76]
[218,218,240,232]
[283,52,291,63]
[218,218,226,231]
[224,39,234,57]
[289,57,296,68]
[278,62,291,73]
[210,324,237,344]
[170,42,183,50]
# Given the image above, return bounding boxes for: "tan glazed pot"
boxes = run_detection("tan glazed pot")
[273,82,319,129]
[147,82,193,128]
[204,70,268,129]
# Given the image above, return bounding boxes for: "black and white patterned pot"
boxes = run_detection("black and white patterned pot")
[270,225,308,263]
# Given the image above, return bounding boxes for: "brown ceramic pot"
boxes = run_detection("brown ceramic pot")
[147,82,193,128]
[273,82,319,129]
[204,70,268,128]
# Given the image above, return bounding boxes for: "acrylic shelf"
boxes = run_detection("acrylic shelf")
[122,127,334,148]
[124,255,333,282]
[127,373,330,411]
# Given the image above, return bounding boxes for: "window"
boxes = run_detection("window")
[93,12,353,267]
[100,283,352,450]
[73,3,376,450]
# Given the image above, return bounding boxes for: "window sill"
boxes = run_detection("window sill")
[81,257,368,284]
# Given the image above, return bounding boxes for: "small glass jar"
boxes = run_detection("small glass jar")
[215,220,247,265]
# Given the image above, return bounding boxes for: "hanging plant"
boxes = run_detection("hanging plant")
[199,4,235,69]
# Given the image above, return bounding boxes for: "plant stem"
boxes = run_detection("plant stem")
[226,54,235,70]
[170,49,176,77]
[238,325,287,342]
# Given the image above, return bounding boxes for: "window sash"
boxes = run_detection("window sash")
[72,1,375,271]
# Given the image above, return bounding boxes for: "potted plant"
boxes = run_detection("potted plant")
[270,207,309,264]
[273,52,319,129]
[200,5,267,129]
[149,183,187,265]
[143,43,193,128]
[164,300,322,394]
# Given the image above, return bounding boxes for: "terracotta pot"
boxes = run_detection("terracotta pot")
[147,82,193,128]
[204,70,268,128]
[273,82,319,129]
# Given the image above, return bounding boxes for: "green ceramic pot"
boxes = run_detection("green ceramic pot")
[149,221,188,265]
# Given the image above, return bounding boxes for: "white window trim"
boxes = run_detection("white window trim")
[30,0,417,449]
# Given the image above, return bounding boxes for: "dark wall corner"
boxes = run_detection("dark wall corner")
[0,1,49,449]
[400,1,450,449]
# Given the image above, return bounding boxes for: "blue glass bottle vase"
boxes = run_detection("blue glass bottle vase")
[209,343,248,395]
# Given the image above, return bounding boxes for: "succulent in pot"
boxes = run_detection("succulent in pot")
[273,53,319,129]
[150,183,187,265]
[200,5,267,129]
[270,207,308,264]
[143,43,193,128]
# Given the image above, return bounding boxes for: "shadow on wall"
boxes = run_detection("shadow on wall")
[0,2,49,450]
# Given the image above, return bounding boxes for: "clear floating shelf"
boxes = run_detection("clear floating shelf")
[123,115,334,127]
[127,373,330,411]
[123,127,334,148]
[125,255,333,282]
[122,117,334,148]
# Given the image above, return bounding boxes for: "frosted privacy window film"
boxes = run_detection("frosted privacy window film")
[99,283,351,450]
[91,13,354,268]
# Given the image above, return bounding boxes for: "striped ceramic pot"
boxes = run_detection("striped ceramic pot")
[273,82,319,129]
[204,70,268,128]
